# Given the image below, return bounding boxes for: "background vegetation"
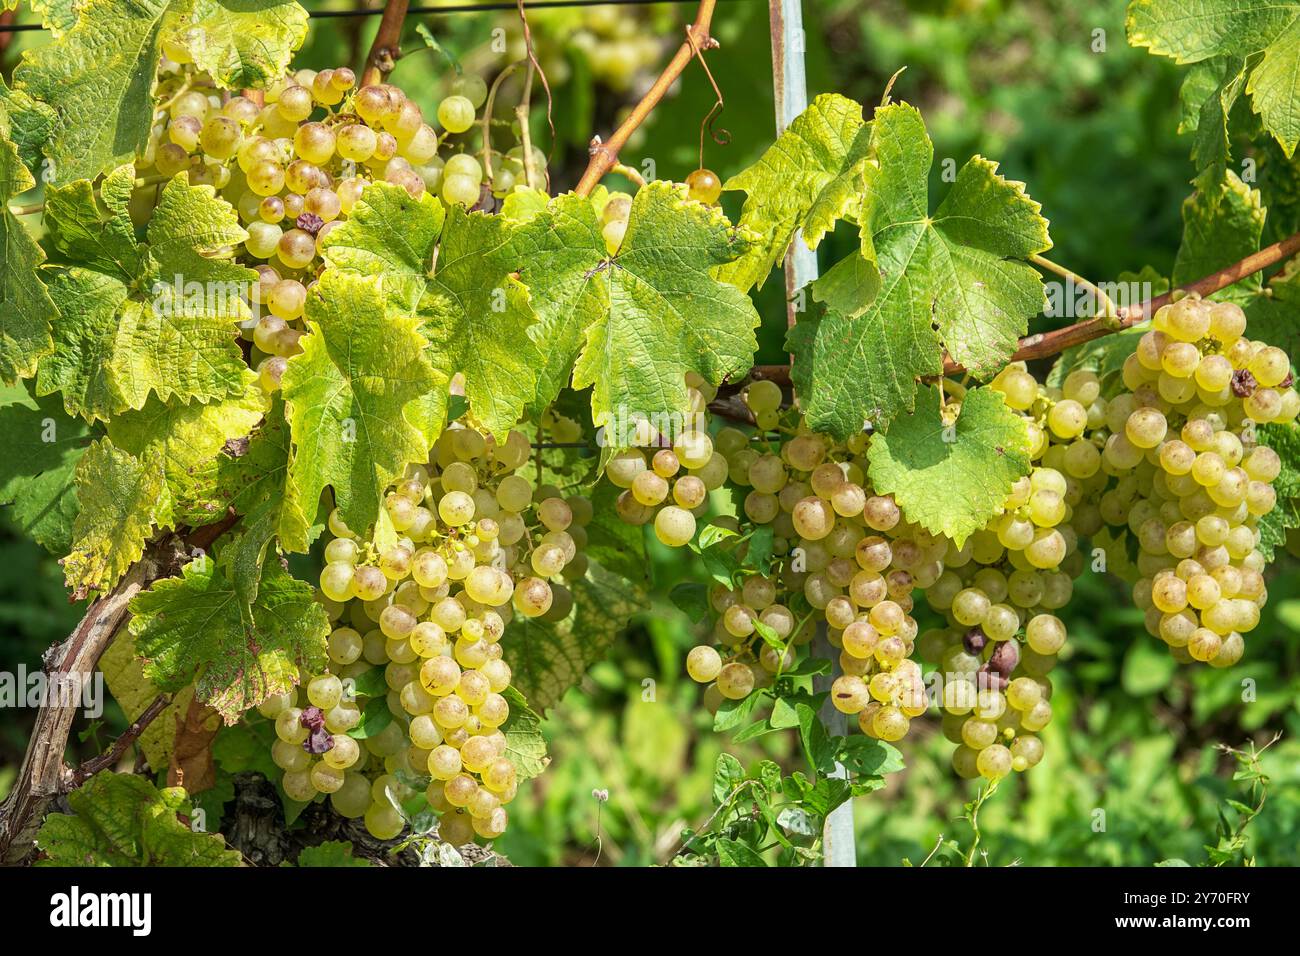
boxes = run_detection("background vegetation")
[2,0,1296,866]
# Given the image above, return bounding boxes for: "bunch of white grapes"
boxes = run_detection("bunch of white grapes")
[1098,297,1292,666]
[918,368,1106,780]
[140,40,551,395]
[261,421,591,846]
[604,374,728,548]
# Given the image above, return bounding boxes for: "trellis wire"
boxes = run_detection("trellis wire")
[769,0,856,868]
[0,0,760,33]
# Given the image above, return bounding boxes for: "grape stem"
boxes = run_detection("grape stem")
[360,0,411,87]
[1028,253,1120,325]
[482,60,524,185]
[514,0,553,192]
[574,0,719,197]
[744,228,1300,385]
[944,229,1300,373]
[67,693,172,788]
[611,163,647,188]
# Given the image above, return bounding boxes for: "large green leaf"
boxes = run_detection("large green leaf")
[514,184,759,425]
[63,439,173,599]
[319,182,532,439]
[36,772,241,867]
[129,557,328,722]
[280,270,437,552]
[717,92,872,292]
[790,103,1051,437]
[566,181,760,434]
[14,0,179,183]
[36,166,253,420]
[179,0,308,89]
[1128,0,1300,155]
[867,385,1033,546]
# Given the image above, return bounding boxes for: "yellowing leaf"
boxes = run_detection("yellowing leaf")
[280,271,437,552]
[129,558,328,722]
[15,0,178,183]
[62,439,173,599]
[35,772,241,866]
[36,167,254,420]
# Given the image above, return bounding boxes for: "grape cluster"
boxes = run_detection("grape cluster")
[1099,297,1293,666]
[609,299,1294,784]
[655,384,933,746]
[260,422,591,846]
[142,45,550,394]
[920,367,1102,779]
[604,373,726,547]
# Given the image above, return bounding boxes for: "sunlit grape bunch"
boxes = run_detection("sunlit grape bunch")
[1096,296,1292,667]
[142,35,553,397]
[260,420,592,846]
[604,373,726,547]
[650,385,933,747]
[919,369,1105,780]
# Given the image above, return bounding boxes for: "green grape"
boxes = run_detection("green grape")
[437,95,476,134]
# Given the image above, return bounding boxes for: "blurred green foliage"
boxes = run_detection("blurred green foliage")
[1,0,1296,865]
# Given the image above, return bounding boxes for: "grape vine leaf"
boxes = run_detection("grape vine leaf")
[129,556,329,722]
[0,101,56,385]
[35,772,241,867]
[62,439,173,599]
[14,0,175,184]
[178,0,309,90]
[716,92,872,292]
[211,397,291,516]
[504,560,646,714]
[1174,170,1264,303]
[1127,1,1300,156]
[789,102,1051,437]
[31,0,79,35]
[1179,57,1250,190]
[99,631,198,774]
[0,381,88,554]
[513,181,759,434]
[867,385,1032,546]
[280,270,438,552]
[319,183,535,439]
[0,76,58,177]
[1256,423,1300,560]
[296,840,372,868]
[106,370,267,522]
[36,166,254,420]
[500,687,548,780]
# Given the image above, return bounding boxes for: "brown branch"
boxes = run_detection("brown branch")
[943,229,1300,373]
[67,693,172,789]
[574,0,718,197]
[361,0,411,87]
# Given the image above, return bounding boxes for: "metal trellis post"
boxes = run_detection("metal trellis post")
[769,0,856,868]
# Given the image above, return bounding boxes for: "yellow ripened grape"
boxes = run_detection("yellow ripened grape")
[685,168,722,204]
